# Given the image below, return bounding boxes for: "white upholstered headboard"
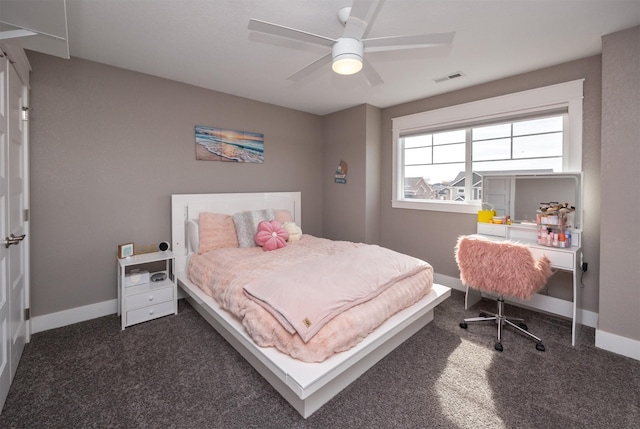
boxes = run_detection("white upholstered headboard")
[171,192,302,273]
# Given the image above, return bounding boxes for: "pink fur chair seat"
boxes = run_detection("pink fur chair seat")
[455,235,552,300]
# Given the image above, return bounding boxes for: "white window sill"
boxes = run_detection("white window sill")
[392,199,481,214]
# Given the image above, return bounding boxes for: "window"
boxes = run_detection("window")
[392,80,584,214]
[403,115,564,202]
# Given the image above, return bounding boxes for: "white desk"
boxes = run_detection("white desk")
[470,223,583,346]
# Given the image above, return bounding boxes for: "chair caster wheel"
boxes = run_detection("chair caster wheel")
[518,322,528,331]
[459,322,468,329]
[494,342,503,352]
[536,342,545,352]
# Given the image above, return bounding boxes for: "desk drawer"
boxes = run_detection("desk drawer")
[477,222,507,237]
[530,246,574,270]
[126,301,174,326]
[125,286,174,311]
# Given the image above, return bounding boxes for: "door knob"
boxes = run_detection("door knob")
[4,233,26,248]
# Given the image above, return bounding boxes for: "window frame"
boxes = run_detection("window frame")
[392,79,584,214]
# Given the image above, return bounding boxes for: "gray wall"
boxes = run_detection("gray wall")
[322,105,366,242]
[26,29,638,350]
[379,55,603,314]
[364,104,381,244]
[599,26,640,341]
[322,104,381,244]
[28,53,323,317]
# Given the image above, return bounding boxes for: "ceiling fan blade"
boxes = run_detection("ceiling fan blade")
[248,19,335,48]
[361,57,384,87]
[286,53,332,82]
[342,0,383,40]
[364,32,455,52]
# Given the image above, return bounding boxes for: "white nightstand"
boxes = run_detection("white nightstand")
[117,250,177,330]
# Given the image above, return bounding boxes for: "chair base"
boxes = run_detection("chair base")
[459,296,545,352]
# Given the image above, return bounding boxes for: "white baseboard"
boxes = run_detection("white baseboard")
[434,273,465,292]
[31,299,118,334]
[28,276,638,362]
[434,273,598,328]
[595,329,640,361]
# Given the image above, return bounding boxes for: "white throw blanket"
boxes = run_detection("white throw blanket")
[243,245,429,343]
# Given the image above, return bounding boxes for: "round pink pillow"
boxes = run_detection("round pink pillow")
[254,220,289,251]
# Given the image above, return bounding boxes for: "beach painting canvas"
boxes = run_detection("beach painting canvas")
[195,125,264,163]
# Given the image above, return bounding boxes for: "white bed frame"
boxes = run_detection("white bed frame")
[171,192,451,418]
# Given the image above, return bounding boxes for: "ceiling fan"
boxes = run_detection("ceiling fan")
[247,0,455,86]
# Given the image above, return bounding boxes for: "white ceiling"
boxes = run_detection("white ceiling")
[46,1,640,115]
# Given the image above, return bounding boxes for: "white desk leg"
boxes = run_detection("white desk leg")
[465,285,482,310]
[572,250,583,346]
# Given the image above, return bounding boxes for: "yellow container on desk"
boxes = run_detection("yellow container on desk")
[477,209,496,223]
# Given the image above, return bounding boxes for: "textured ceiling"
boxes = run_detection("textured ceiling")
[34,1,640,114]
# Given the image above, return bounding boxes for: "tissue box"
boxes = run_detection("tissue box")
[124,270,150,287]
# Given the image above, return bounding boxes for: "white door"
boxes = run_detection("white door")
[0,55,9,413]
[0,54,30,412]
[7,57,28,381]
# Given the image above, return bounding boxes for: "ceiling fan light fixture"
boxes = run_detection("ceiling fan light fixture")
[331,38,363,75]
[332,55,363,75]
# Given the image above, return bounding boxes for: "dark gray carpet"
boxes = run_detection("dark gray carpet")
[1,290,638,428]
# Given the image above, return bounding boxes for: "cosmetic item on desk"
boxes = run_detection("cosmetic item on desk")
[478,203,496,223]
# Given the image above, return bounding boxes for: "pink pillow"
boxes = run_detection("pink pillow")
[255,220,289,251]
[198,212,239,254]
[275,209,293,224]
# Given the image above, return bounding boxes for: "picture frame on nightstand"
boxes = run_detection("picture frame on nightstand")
[118,242,134,259]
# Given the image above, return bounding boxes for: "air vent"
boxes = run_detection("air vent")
[434,71,465,83]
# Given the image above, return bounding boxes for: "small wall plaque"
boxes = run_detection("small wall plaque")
[335,160,347,184]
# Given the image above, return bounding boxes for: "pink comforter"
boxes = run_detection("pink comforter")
[244,245,430,343]
[187,235,433,362]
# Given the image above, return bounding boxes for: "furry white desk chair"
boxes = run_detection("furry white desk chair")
[455,235,552,352]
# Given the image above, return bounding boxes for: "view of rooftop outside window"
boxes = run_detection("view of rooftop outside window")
[402,115,564,201]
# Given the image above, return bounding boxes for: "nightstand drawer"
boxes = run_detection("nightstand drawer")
[126,301,174,326]
[125,286,174,311]
[529,246,575,270]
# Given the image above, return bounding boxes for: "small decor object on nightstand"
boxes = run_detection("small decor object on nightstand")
[118,243,134,259]
[151,271,167,282]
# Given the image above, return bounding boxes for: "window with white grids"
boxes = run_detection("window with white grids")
[392,80,583,214]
